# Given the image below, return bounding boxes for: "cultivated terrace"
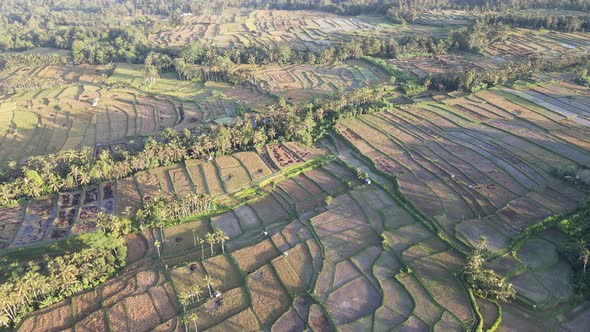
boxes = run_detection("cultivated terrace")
[0,0,589,331]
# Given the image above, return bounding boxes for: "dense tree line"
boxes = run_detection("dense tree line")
[430,53,590,92]
[552,200,590,296]
[0,54,68,71]
[0,215,129,328]
[134,192,215,228]
[0,76,65,95]
[481,12,590,32]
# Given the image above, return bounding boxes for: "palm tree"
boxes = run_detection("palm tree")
[154,240,161,257]
[215,229,229,254]
[78,171,91,186]
[475,235,488,255]
[191,284,202,302]
[178,291,190,312]
[578,240,590,275]
[188,312,199,332]
[192,229,198,248]
[199,238,205,260]
[206,232,216,256]
[203,275,214,298]
[181,314,189,332]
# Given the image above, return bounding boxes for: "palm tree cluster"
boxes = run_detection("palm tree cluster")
[134,193,214,228]
[178,274,220,332]
[0,230,127,328]
[464,236,516,303]
[0,75,65,94]
[0,84,394,207]
[0,53,68,71]
[192,229,229,259]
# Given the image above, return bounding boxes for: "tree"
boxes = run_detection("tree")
[154,240,161,257]
[203,275,214,298]
[464,239,516,302]
[191,284,202,302]
[181,314,190,332]
[215,229,229,254]
[188,312,199,332]
[178,291,190,312]
[475,235,488,255]
[192,229,198,248]
[206,232,216,256]
[199,238,205,260]
[578,240,590,275]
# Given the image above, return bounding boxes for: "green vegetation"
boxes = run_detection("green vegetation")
[0,214,129,328]
[553,200,590,295]
[1,1,590,331]
[464,237,516,303]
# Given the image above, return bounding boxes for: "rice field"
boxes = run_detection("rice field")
[0,143,323,250]
[332,77,590,330]
[6,9,590,332]
[148,9,456,50]
[253,60,390,102]
[0,63,273,163]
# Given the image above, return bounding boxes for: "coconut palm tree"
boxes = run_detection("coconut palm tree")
[215,229,229,254]
[580,248,590,275]
[199,238,205,260]
[475,235,488,255]
[205,232,216,256]
[178,291,190,312]
[192,229,198,248]
[154,240,161,257]
[181,314,189,332]
[188,312,199,332]
[203,275,214,298]
[578,240,590,275]
[190,284,202,302]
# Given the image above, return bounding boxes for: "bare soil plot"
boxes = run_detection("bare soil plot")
[189,286,250,330]
[233,151,273,181]
[247,264,291,327]
[233,239,280,274]
[163,219,211,256]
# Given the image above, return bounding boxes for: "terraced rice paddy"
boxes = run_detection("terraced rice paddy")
[148,9,456,50]
[0,142,321,250]
[387,54,507,79]
[254,60,389,102]
[11,75,590,330]
[332,78,590,328]
[0,63,273,162]
[15,231,183,332]
[485,28,590,58]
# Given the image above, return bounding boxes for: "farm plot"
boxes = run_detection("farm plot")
[2,183,119,249]
[109,63,272,108]
[0,141,331,251]
[338,80,588,240]
[485,29,590,59]
[335,78,589,324]
[253,61,389,102]
[147,9,432,50]
[11,199,54,247]
[388,53,506,79]
[0,206,24,249]
[503,231,574,310]
[17,243,178,332]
